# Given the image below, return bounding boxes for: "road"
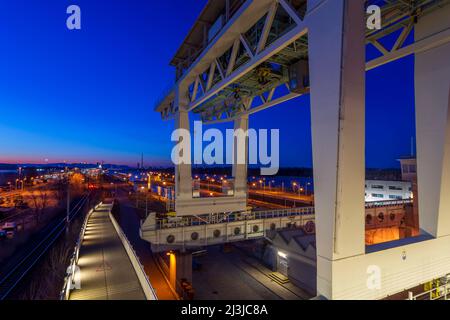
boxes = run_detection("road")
[153,180,313,209]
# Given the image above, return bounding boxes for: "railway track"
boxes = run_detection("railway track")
[0,194,90,300]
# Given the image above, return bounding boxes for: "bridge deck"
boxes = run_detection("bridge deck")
[69,205,146,300]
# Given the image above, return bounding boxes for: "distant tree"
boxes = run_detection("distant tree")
[39,190,49,218]
[30,191,41,223]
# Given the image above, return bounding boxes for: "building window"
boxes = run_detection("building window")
[409,165,417,173]
[389,186,403,191]
[389,195,403,200]
[372,194,384,198]
[403,164,409,174]
[372,185,384,190]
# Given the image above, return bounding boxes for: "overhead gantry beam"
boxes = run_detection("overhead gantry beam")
[202,5,450,124]
[186,0,308,112]
[367,23,450,70]
[202,83,303,125]
[157,0,450,123]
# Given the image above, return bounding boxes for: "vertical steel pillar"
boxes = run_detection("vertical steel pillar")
[174,88,192,205]
[415,5,450,237]
[308,0,366,299]
[233,115,249,199]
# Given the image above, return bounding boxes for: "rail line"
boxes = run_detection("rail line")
[0,193,90,300]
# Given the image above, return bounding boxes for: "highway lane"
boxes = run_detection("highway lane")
[152,180,311,209]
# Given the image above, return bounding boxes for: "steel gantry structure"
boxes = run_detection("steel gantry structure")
[151,0,450,300]
[156,0,449,124]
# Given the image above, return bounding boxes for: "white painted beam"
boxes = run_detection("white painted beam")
[189,22,307,111]
[309,0,366,299]
[367,27,450,71]
[240,34,255,58]
[206,62,217,91]
[227,38,241,76]
[415,4,450,237]
[257,1,278,53]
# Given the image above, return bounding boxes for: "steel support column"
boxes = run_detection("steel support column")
[415,4,450,237]
[308,0,366,299]
[174,89,192,204]
[232,115,249,199]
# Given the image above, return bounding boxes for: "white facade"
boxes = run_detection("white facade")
[365,180,412,202]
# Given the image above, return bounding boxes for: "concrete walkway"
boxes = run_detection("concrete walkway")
[69,205,146,300]
[116,191,178,300]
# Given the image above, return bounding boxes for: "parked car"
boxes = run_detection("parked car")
[2,222,16,238]
[15,200,28,209]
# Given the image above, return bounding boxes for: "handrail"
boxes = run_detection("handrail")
[365,199,413,208]
[407,276,450,300]
[109,210,158,300]
[151,199,411,230]
[0,193,89,300]
[156,207,315,230]
[60,201,99,300]
[408,284,450,300]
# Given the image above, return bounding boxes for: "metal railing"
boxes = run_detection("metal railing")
[157,206,315,230]
[60,202,100,300]
[153,198,412,230]
[0,194,89,300]
[365,199,413,208]
[407,276,450,300]
[408,285,450,300]
[109,210,158,300]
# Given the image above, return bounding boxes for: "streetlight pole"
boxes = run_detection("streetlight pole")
[145,191,148,218]
[66,178,70,224]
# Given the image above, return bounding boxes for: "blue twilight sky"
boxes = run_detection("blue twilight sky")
[0,0,416,168]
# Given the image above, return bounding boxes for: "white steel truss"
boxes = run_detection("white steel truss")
[186,0,307,112]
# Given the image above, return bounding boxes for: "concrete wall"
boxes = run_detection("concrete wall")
[323,235,450,300]
[263,242,317,295]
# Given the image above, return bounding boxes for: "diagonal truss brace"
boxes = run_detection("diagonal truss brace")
[188,0,305,112]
